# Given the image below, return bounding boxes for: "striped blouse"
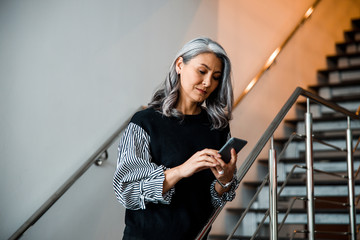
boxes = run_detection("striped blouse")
[112,108,239,240]
[113,108,239,211]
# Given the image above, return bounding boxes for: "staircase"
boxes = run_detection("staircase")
[209,18,360,239]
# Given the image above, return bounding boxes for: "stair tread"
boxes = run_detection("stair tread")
[296,96,360,110]
[336,40,360,48]
[209,235,306,240]
[243,179,360,188]
[351,18,360,28]
[345,29,360,34]
[285,114,360,124]
[258,154,360,164]
[318,65,360,74]
[273,133,360,143]
[227,207,360,214]
[345,29,360,41]
[330,95,360,101]
[297,95,360,105]
[308,79,360,90]
[327,52,360,60]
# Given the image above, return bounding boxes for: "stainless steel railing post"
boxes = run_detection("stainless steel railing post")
[346,116,357,240]
[269,136,278,240]
[305,98,315,240]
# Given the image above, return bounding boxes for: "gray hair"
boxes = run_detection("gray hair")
[149,37,233,129]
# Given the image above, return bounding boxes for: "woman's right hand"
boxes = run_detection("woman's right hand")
[178,149,222,178]
[163,149,221,193]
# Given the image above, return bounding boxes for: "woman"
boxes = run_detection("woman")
[113,37,239,240]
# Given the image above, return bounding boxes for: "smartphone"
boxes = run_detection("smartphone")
[218,137,247,163]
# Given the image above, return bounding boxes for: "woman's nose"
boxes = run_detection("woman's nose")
[202,76,211,87]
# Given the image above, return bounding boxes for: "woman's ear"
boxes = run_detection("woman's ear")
[175,57,183,74]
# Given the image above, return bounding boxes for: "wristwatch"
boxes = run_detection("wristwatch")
[217,178,234,189]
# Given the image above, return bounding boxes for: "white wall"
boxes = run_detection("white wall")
[0,0,219,239]
[21,138,125,240]
[1,0,360,239]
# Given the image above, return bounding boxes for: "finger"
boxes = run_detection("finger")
[210,167,219,177]
[229,148,238,165]
[198,155,219,168]
[198,152,222,166]
[215,156,226,167]
[200,148,222,159]
[210,167,224,177]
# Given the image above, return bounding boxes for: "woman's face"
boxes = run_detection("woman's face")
[176,52,222,107]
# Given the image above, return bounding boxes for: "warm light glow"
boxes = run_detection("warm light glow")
[244,78,257,93]
[265,47,281,69]
[234,1,321,108]
[304,7,314,18]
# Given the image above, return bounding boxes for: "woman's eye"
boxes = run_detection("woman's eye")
[213,75,221,81]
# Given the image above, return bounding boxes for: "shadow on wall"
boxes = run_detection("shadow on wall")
[0,0,220,239]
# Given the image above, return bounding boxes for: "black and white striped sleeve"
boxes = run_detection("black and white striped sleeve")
[210,133,239,208]
[113,122,175,210]
[209,172,240,208]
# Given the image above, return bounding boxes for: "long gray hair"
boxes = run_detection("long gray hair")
[149,37,233,129]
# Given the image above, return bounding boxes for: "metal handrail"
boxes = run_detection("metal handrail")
[278,197,306,232]
[197,87,360,239]
[225,132,302,239]
[237,87,359,184]
[226,133,301,239]
[290,229,308,240]
[227,144,353,238]
[312,168,347,179]
[227,163,308,239]
[226,175,269,240]
[9,107,143,240]
[291,229,350,240]
[313,137,346,152]
[234,0,322,106]
[249,165,305,240]
[354,105,360,153]
[250,209,270,240]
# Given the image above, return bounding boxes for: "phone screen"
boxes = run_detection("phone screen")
[218,137,247,163]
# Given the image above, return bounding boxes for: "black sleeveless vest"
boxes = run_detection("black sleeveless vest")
[123,108,229,240]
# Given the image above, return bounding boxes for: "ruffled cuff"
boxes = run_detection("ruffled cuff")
[210,175,240,208]
[140,166,175,208]
[161,166,176,202]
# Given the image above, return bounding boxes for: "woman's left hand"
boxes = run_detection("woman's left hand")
[211,148,237,192]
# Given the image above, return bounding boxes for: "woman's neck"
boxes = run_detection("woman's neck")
[176,102,201,115]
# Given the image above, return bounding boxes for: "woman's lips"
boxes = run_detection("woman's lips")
[196,88,207,95]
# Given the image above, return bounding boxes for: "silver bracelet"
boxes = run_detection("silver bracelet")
[217,178,234,189]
